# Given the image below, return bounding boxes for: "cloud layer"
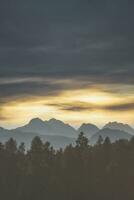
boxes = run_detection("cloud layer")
[0,0,134,127]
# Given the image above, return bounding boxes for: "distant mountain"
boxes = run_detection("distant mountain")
[90,128,132,144]
[78,123,99,138]
[15,118,52,135]
[40,135,75,149]
[0,119,133,149]
[46,118,77,137]
[103,122,134,135]
[0,128,75,149]
[15,118,77,138]
[0,118,77,149]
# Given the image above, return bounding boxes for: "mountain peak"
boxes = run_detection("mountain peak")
[15,118,77,137]
[78,123,99,138]
[105,121,126,126]
[48,118,62,123]
[29,118,44,125]
[104,121,134,134]
[47,118,69,127]
[80,123,99,129]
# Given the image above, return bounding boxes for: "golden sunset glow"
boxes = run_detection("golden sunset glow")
[1,84,134,129]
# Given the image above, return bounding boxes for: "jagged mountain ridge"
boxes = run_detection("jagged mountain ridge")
[78,123,99,138]
[0,127,75,149]
[103,121,134,135]
[0,119,133,148]
[15,118,77,138]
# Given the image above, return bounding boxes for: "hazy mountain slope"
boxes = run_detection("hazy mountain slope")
[0,128,75,149]
[15,118,52,134]
[0,118,77,149]
[15,118,77,137]
[40,135,75,149]
[78,123,99,138]
[0,127,11,142]
[103,122,134,135]
[90,128,132,144]
[46,118,77,137]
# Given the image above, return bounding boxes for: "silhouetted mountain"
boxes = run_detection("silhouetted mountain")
[0,119,76,149]
[104,122,134,135]
[15,118,52,134]
[78,123,99,138]
[0,120,133,149]
[15,118,77,137]
[90,128,132,144]
[46,118,77,137]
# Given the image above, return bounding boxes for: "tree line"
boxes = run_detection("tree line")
[0,132,134,200]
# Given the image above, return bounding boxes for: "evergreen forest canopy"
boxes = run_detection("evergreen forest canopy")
[0,132,134,200]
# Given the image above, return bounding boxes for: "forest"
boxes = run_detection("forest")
[0,132,134,200]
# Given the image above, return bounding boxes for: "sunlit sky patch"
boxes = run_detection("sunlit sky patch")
[0,84,134,128]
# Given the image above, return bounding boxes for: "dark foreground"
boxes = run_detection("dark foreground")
[0,132,134,200]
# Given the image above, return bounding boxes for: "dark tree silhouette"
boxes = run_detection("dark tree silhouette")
[0,133,134,200]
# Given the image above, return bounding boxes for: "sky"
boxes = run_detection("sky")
[0,0,134,129]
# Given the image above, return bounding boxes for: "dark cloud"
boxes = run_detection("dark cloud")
[0,79,66,105]
[48,102,94,112]
[0,77,94,106]
[47,101,134,112]
[104,102,134,111]
[0,0,134,101]
[61,106,92,112]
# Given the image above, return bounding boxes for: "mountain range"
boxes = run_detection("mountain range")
[15,118,77,138]
[0,118,134,149]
